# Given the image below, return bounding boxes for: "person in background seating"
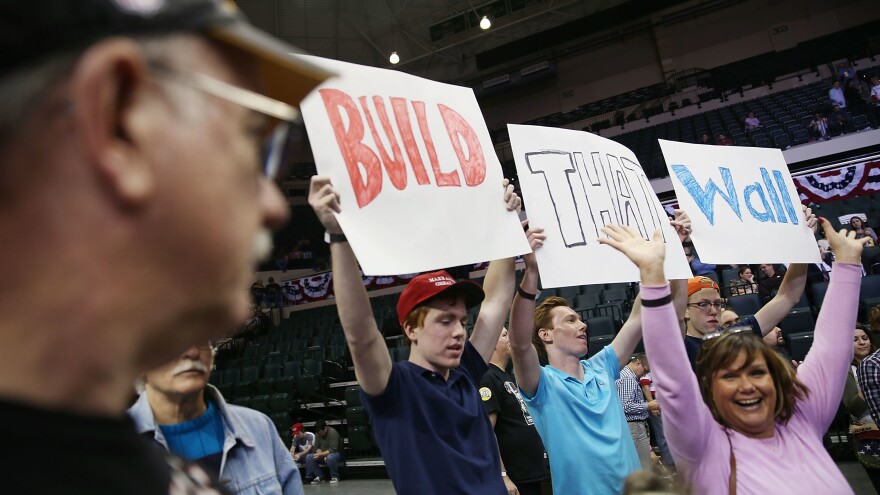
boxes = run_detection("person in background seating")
[849,216,877,247]
[305,419,342,484]
[289,422,314,464]
[843,325,880,492]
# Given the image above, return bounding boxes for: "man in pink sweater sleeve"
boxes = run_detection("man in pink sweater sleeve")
[598,220,864,494]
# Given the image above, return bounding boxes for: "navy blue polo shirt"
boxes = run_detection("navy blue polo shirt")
[360,341,506,495]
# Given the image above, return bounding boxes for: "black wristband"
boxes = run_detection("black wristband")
[324,232,347,244]
[516,286,537,300]
[641,294,673,307]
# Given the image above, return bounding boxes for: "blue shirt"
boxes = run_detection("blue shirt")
[360,341,505,495]
[159,399,225,473]
[129,385,303,495]
[521,346,640,495]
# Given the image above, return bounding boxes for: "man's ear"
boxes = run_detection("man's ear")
[538,327,552,345]
[70,38,158,206]
[403,323,418,345]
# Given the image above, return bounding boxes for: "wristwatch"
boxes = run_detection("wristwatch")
[324,232,347,244]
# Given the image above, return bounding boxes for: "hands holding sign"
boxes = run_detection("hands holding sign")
[309,175,525,237]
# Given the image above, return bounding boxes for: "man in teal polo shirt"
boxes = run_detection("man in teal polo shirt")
[508,237,688,494]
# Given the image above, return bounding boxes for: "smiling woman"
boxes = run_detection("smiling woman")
[697,330,808,439]
[597,218,868,494]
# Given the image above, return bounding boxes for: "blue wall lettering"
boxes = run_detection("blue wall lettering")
[743,183,775,222]
[672,164,801,225]
[670,165,741,225]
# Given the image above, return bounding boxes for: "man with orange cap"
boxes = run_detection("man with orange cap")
[682,213,817,369]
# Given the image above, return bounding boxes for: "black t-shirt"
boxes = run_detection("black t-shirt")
[479,364,549,484]
[0,399,228,495]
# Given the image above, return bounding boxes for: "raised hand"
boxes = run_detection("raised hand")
[308,176,343,235]
[802,205,817,234]
[670,209,692,242]
[522,220,546,272]
[821,217,869,264]
[598,225,667,285]
[503,179,522,212]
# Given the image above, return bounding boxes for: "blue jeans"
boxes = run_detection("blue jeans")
[649,414,675,468]
[305,452,342,480]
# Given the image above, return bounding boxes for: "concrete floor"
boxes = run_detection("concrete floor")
[301,462,876,494]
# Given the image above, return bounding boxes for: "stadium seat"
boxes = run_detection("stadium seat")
[601,288,627,304]
[586,315,616,337]
[254,362,282,395]
[233,365,259,398]
[269,392,294,413]
[810,281,829,309]
[273,360,301,394]
[779,308,815,340]
[573,293,601,311]
[347,425,377,458]
[860,275,880,308]
[557,286,581,301]
[344,386,362,407]
[787,332,814,362]
[249,394,271,414]
[346,406,369,426]
[587,335,613,358]
[728,293,762,317]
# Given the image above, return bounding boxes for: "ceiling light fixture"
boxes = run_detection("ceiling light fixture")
[389,51,400,64]
[480,15,491,30]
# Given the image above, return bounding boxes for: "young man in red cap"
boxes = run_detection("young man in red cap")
[289,423,314,464]
[308,175,536,495]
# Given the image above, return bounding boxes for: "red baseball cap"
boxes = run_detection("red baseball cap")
[396,270,484,327]
[291,423,303,435]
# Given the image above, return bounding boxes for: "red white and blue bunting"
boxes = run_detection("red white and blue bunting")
[280,262,491,306]
[794,160,880,204]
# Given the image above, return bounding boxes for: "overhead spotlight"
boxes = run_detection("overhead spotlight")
[480,16,491,30]
[389,51,400,64]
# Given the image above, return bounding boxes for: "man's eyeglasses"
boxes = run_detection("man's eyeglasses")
[687,301,727,313]
[149,62,299,180]
[701,326,754,342]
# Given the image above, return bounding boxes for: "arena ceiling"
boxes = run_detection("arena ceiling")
[234,0,705,85]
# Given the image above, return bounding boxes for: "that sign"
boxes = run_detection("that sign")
[508,125,692,287]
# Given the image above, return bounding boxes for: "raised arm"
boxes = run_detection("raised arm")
[754,205,817,334]
[508,227,546,398]
[599,225,716,463]
[470,257,516,363]
[469,180,524,363]
[796,218,867,429]
[610,298,642,370]
[610,210,692,366]
[308,176,392,396]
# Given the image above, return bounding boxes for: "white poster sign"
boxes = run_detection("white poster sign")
[508,125,692,287]
[297,56,530,275]
[659,140,819,264]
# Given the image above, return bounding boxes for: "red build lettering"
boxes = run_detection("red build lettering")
[319,88,487,208]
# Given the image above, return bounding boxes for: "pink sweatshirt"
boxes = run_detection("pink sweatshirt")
[641,263,860,494]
